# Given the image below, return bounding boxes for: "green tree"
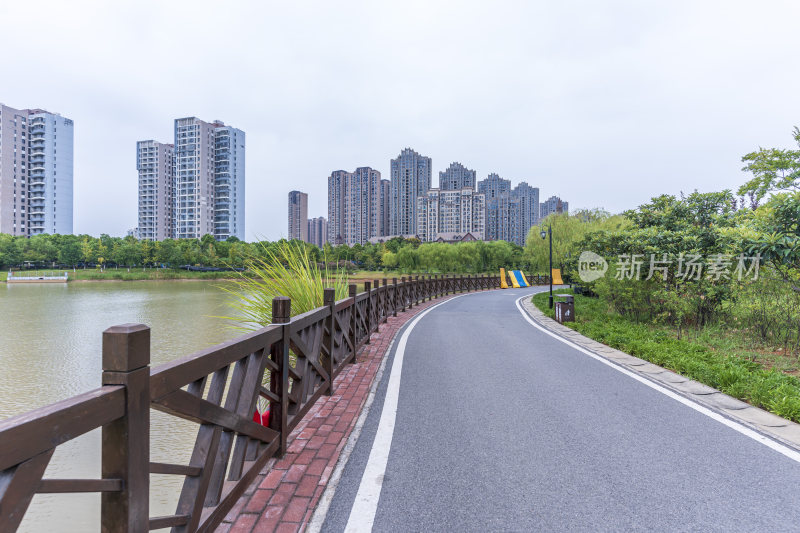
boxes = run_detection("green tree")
[0,234,20,269]
[80,238,95,267]
[525,210,628,274]
[382,250,398,270]
[739,127,800,204]
[396,246,419,272]
[58,241,82,267]
[746,191,800,292]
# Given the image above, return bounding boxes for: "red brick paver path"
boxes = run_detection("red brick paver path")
[219,295,457,533]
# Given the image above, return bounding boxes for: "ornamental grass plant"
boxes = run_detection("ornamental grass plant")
[221,240,350,330]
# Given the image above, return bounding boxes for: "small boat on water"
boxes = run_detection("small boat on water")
[6,271,69,283]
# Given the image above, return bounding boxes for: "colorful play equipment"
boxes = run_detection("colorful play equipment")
[500,267,509,289]
[500,268,531,288]
[509,270,529,288]
[551,268,564,285]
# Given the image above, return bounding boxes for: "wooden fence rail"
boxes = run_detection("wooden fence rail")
[0,272,546,532]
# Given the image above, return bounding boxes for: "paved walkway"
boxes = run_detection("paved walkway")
[224,287,800,532]
[321,287,800,532]
[219,295,455,533]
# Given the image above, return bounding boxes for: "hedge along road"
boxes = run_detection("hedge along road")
[317,286,800,532]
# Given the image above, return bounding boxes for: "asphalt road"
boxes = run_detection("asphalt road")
[321,287,800,532]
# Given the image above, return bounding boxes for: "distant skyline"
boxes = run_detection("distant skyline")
[3,1,800,240]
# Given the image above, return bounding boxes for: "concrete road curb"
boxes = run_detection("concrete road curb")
[520,297,800,452]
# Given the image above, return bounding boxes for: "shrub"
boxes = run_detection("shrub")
[222,240,350,329]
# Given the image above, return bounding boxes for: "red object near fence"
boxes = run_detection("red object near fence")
[253,407,271,427]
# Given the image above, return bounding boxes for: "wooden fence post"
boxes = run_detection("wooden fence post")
[364,281,372,344]
[392,278,398,317]
[373,279,381,332]
[382,279,389,322]
[324,288,336,396]
[349,284,358,363]
[271,297,291,456]
[400,277,406,311]
[101,323,150,533]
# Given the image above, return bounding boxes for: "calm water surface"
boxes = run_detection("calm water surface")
[0,280,243,532]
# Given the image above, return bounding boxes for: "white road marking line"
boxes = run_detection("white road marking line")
[515,294,800,464]
[344,295,467,533]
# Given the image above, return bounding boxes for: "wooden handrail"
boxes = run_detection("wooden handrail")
[0,273,511,532]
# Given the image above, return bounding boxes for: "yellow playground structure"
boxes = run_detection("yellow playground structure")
[501,269,530,288]
[499,268,563,288]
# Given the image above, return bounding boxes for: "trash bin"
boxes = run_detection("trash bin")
[554,294,575,324]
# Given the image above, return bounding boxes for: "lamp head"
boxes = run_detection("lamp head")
[540,230,547,240]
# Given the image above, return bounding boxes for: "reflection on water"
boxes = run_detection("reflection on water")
[0,281,241,532]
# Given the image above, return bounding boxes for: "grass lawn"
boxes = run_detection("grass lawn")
[74,269,240,281]
[347,270,393,282]
[533,289,800,422]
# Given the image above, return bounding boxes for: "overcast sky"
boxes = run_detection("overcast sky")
[2,0,800,241]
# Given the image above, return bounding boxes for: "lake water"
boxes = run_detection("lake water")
[0,280,243,532]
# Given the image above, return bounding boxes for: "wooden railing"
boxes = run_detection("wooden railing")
[0,273,530,532]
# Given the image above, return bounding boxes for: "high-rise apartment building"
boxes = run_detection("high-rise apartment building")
[137,141,174,241]
[213,125,246,240]
[288,190,308,241]
[307,216,327,248]
[327,167,383,246]
[510,182,540,246]
[0,104,73,236]
[0,104,29,236]
[416,188,485,242]
[390,148,431,235]
[439,162,476,191]
[138,117,245,241]
[174,117,215,239]
[380,179,390,237]
[327,170,347,245]
[540,195,569,219]
[346,167,381,245]
[477,173,512,242]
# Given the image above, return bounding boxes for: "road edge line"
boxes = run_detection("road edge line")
[308,293,470,532]
[515,293,800,464]
[342,294,469,532]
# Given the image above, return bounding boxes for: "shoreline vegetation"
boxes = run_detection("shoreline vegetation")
[0,268,487,284]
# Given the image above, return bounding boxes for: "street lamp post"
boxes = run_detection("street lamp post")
[540,226,553,309]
